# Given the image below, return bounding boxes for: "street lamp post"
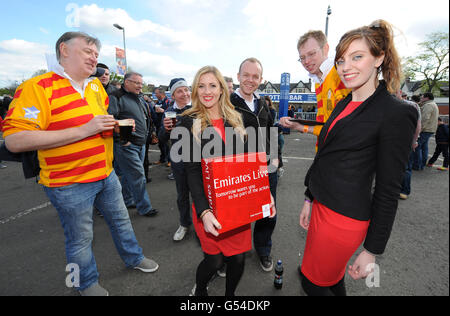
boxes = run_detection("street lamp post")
[325,5,332,37]
[113,23,127,73]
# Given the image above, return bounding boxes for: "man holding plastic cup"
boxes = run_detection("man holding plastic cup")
[109,72,158,217]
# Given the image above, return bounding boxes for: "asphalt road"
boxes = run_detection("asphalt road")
[0,133,448,296]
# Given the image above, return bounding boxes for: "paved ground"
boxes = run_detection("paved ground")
[0,133,448,296]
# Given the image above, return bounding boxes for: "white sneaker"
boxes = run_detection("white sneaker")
[189,284,196,296]
[189,284,208,296]
[173,226,188,241]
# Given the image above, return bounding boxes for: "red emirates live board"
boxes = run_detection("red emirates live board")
[202,152,272,233]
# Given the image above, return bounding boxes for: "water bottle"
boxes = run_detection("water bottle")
[274,260,283,290]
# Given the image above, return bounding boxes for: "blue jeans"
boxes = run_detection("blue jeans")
[44,170,144,291]
[114,142,153,215]
[401,151,414,195]
[413,132,434,170]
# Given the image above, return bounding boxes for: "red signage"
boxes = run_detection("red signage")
[202,152,272,233]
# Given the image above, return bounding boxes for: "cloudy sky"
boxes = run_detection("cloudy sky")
[0,0,448,88]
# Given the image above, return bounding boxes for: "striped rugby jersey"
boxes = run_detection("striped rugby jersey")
[2,72,113,187]
[313,66,351,137]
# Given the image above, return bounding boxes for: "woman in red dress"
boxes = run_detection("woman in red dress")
[180,66,276,296]
[282,20,418,295]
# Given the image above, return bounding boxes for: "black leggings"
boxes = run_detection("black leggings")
[300,270,347,296]
[195,253,245,296]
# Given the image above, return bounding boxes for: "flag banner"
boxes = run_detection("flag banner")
[115,47,126,76]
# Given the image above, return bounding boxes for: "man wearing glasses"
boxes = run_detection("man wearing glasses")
[109,72,158,217]
[279,31,351,280]
[280,30,350,139]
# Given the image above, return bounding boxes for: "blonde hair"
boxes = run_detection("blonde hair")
[335,20,402,94]
[183,66,246,142]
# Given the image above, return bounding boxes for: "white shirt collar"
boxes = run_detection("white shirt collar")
[173,101,190,110]
[236,88,259,112]
[235,88,261,100]
[308,57,335,84]
[46,53,94,98]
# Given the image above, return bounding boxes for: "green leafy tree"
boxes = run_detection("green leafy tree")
[403,32,449,93]
[109,71,124,84]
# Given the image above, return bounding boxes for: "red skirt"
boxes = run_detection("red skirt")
[301,201,370,286]
[192,205,252,257]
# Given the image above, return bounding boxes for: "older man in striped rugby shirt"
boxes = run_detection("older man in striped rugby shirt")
[2,32,158,296]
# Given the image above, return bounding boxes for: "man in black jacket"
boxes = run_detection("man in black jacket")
[97,63,118,95]
[231,58,279,272]
[109,72,158,217]
[154,87,171,165]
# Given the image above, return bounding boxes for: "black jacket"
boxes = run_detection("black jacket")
[0,143,40,179]
[108,87,150,146]
[159,104,192,170]
[158,104,192,144]
[179,115,248,218]
[305,82,418,255]
[230,93,276,163]
[435,124,449,144]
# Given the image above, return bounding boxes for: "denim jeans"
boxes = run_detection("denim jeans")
[401,151,414,195]
[253,171,278,257]
[44,170,144,291]
[114,142,154,215]
[413,132,434,170]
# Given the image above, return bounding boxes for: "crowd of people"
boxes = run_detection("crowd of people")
[0,17,448,297]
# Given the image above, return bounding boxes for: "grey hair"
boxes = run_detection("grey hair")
[55,32,101,61]
[223,76,233,83]
[124,72,143,80]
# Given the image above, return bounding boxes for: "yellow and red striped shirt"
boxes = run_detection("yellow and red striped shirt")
[313,66,351,137]
[2,72,113,187]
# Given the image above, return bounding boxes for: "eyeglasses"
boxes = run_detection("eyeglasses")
[298,49,319,63]
[127,79,143,86]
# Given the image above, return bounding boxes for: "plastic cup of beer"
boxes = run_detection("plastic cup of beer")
[118,119,134,145]
[165,111,177,128]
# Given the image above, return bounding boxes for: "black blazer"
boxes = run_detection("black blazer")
[304,81,418,255]
[179,115,248,218]
[230,93,275,159]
